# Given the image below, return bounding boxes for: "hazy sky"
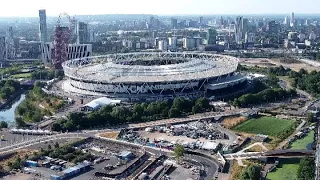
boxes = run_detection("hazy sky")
[1,0,320,17]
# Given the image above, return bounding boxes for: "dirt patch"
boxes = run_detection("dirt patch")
[222,116,247,129]
[99,131,120,139]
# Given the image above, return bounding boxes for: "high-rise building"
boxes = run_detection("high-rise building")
[267,21,280,34]
[207,28,217,45]
[89,30,97,42]
[284,16,290,27]
[6,27,15,59]
[199,16,204,26]
[39,9,48,42]
[76,22,89,44]
[171,18,178,29]
[168,37,177,50]
[0,37,6,60]
[290,12,295,27]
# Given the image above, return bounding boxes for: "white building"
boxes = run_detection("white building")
[309,32,317,40]
[39,9,48,42]
[183,38,195,49]
[168,37,177,50]
[158,40,168,51]
[245,32,255,43]
[284,16,290,27]
[41,43,92,66]
[298,33,306,42]
[122,39,133,49]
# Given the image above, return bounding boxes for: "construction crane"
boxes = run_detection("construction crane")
[52,13,76,69]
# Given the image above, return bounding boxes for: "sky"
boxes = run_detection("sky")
[1,0,320,17]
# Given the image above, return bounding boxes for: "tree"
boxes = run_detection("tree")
[54,142,60,148]
[240,164,261,180]
[307,112,316,123]
[0,121,8,129]
[168,107,181,118]
[48,144,52,150]
[15,117,26,127]
[297,157,315,180]
[174,145,185,159]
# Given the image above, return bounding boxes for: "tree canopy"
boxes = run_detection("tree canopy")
[240,164,261,180]
[174,144,185,159]
[297,157,315,180]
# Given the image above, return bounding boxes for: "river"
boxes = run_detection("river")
[0,94,26,125]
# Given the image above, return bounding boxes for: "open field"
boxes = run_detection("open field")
[240,58,320,72]
[266,158,300,180]
[232,116,295,137]
[289,131,314,150]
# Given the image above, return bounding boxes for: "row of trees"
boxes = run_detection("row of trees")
[232,88,297,108]
[0,80,21,100]
[52,97,213,132]
[31,69,64,80]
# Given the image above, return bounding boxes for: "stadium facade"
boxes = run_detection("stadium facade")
[62,52,248,102]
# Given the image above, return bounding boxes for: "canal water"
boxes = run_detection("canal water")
[0,94,25,125]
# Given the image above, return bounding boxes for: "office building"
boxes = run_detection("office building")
[41,43,92,66]
[76,22,89,44]
[207,29,217,45]
[158,40,168,51]
[6,27,15,59]
[39,9,48,42]
[245,32,255,43]
[0,37,6,60]
[171,18,178,29]
[168,37,177,50]
[199,16,204,26]
[183,38,195,49]
[290,12,295,27]
[284,16,290,27]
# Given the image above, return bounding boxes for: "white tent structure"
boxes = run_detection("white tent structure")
[82,97,121,111]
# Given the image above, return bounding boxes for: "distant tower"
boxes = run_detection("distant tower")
[290,12,295,27]
[76,22,89,44]
[6,27,15,59]
[284,16,290,27]
[39,9,48,42]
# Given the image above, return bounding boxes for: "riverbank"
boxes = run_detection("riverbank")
[0,90,27,110]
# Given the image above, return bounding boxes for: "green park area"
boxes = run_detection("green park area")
[11,73,32,79]
[232,116,296,137]
[289,131,314,150]
[266,158,300,180]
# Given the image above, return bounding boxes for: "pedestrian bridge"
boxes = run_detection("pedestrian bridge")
[224,149,315,160]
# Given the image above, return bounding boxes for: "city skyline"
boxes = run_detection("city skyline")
[1,0,320,17]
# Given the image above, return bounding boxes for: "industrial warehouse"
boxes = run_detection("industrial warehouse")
[62,52,248,102]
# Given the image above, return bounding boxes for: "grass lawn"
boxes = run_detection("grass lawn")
[11,73,32,78]
[232,116,295,137]
[266,158,300,180]
[289,131,314,150]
